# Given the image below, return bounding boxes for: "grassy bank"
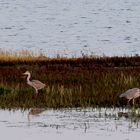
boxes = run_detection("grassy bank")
[1,54,140,108]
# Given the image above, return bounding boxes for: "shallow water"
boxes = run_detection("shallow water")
[0,0,140,57]
[1,108,140,140]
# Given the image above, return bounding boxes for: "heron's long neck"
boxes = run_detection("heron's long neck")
[27,73,31,83]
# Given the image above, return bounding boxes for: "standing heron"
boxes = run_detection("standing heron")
[119,88,140,105]
[23,71,46,96]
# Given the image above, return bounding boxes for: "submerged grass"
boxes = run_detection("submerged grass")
[1,52,140,108]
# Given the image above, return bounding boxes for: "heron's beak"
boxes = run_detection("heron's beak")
[22,73,26,79]
[23,72,27,75]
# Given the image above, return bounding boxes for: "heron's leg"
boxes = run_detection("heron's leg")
[35,89,38,94]
[127,99,131,104]
[127,99,131,108]
[132,98,135,106]
[33,89,38,99]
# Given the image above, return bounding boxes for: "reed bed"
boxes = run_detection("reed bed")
[1,53,140,109]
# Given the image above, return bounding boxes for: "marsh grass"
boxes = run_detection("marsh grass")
[0,71,140,109]
[1,52,140,108]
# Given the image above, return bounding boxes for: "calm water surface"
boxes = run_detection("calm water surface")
[0,0,140,57]
[0,108,140,140]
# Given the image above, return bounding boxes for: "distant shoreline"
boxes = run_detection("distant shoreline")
[0,51,140,68]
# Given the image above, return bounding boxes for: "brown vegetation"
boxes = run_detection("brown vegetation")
[0,52,140,108]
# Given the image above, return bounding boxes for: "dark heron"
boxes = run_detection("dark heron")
[119,88,140,105]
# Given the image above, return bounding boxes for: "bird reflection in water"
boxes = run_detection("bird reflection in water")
[118,107,140,129]
[28,108,45,126]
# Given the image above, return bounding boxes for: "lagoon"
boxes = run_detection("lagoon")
[1,108,140,140]
[0,0,140,57]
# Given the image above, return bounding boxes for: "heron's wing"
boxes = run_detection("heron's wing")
[31,80,46,89]
[119,88,140,99]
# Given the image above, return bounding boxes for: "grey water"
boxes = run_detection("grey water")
[1,108,140,140]
[0,0,140,57]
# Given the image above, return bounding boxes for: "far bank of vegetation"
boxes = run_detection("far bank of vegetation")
[0,50,140,108]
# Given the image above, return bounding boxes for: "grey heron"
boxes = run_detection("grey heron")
[23,71,46,96]
[119,88,140,105]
